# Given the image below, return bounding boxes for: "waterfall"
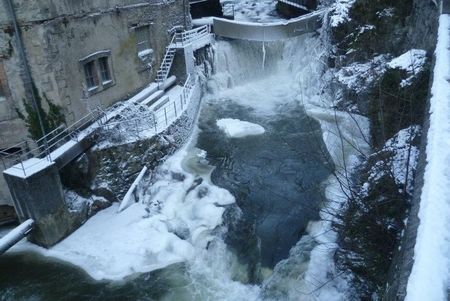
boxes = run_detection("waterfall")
[202,35,362,300]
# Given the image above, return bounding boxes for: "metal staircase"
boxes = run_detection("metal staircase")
[156,34,177,87]
[155,25,212,88]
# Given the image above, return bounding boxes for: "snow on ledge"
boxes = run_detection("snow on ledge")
[388,49,427,87]
[405,15,450,301]
[216,118,265,138]
[330,0,356,27]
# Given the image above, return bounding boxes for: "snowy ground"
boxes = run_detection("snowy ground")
[9,142,236,281]
[405,14,450,301]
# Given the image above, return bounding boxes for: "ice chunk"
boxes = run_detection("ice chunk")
[216,118,265,138]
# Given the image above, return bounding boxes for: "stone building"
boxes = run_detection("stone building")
[0,0,191,206]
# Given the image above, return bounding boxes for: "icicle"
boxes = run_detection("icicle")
[262,41,266,71]
[262,28,267,72]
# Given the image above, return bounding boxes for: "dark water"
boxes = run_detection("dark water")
[0,253,191,301]
[197,99,332,280]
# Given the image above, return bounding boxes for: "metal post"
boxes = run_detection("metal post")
[164,108,168,125]
[153,113,158,133]
[19,155,26,177]
[173,101,177,117]
[135,119,140,139]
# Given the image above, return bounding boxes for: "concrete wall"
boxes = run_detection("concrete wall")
[213,10,322,41]
[0,0,190,205]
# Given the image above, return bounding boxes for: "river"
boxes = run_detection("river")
[0,34,351,300]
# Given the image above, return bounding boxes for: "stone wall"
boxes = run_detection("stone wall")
[60,77,202,209]
[0,0,191,205]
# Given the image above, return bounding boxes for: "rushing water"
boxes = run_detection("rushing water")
[0,35,345,300]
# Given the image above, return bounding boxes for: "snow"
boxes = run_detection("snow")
[335,50,427,92]
[330,0,355,27]
[361,126,420,196]
[385,126,420,194]
[10,144,235,281]
[388,49,427,72]
[138,48,153,59]
[96,79,198,149]
[3,158,54,178]
[388,49,427,87]
[216,118,265,138]
[118,166,148,212]
[220,0,282,23]
[192,17,214,26]
[335,55,388,92]
[405,15,450,301]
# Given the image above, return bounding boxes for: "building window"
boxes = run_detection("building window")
[135,25,150,53]
[80,50,114,95]
[84,61,98,90]
[98,57,111,83]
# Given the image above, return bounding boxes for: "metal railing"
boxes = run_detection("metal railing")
[99,74,198,141]
[278,0,311,11]
[156,34,177,85]
[174,25,211,47]
[1,109,104,176]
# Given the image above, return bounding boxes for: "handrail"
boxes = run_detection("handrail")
[1,108,102,174]
[99,73,198,139]
[156,33,177,84]
[174,25,211,46]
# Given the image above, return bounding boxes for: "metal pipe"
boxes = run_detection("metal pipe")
[0,219,34,255]
[4,0,49,156]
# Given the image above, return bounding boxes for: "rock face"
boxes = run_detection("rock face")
[61,135,176,202]
[276,0,318,18]
[327,0,439,299]
[0,205,17,226]
[190,0,223,18]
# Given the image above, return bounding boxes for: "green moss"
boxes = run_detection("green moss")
[16,83,66,143]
